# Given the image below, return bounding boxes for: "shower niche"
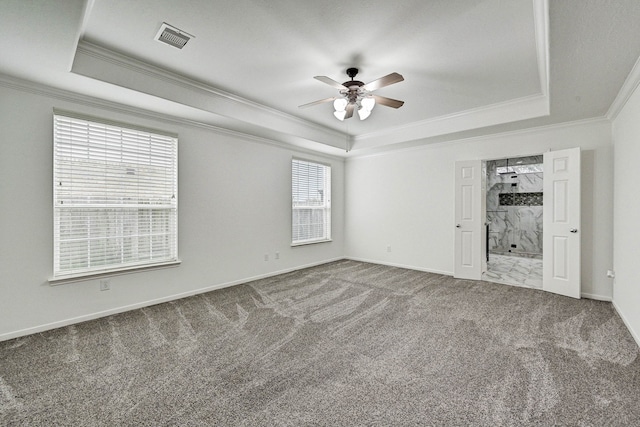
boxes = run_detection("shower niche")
[486,155,543,259]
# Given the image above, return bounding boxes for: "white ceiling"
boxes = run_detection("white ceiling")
[2,0,640,156]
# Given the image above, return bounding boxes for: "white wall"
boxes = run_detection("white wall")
[612,82,640,346]
[0,83,345,340]
[345,119,614,300]
[0,79,620,341]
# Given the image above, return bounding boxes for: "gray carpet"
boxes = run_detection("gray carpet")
[1,260,639,426]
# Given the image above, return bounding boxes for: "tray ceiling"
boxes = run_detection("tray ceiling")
[2,0,640,155]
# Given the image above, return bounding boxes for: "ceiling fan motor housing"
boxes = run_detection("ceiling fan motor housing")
[343,67,364,90]
[339,68,366,103]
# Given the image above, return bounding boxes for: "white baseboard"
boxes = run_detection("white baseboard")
[348,259,618,304]
[580,292,612,302]
[5,257,626,345]
[0,257,344,343]
[612,300,640,349]
[344,257,453,276]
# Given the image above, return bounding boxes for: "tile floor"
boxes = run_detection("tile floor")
[482,254,542,289]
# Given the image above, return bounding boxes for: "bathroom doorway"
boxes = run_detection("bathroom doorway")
[482,155,543,289]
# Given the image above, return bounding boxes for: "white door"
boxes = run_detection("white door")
[543,148,581,298]
[454,160,485,280]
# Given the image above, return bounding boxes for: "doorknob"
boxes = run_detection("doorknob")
[570,228,578,233]
[456,224,461,228]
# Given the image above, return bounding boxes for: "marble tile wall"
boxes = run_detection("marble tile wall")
[486,158,543,259]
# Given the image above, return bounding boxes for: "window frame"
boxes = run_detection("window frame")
[291,157,332,246]
[50,111,179,283]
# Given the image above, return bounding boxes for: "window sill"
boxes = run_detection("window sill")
[291,239,332,247]
[48,260,182,285]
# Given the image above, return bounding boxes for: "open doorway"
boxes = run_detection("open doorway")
[454,148,580,298]
[482,155,543,289]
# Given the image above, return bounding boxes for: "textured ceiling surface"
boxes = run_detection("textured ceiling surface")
[2,0,640,155]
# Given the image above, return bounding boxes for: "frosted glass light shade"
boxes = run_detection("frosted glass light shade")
[357,107,371,120]
[334,110,346,121]
[361,96,375,111]
[333,98,348,112]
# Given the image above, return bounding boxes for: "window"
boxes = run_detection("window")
[52,113,178,280]
[291,158,331,245]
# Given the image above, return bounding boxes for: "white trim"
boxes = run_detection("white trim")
[533,0,550,98]
[347,259,614,302]
[0,257,344,342]
[75,42,322,130]
[606,54,640,121]
[72,32,553,154]
[580,292,612,302]
[612,300,640,349]
[0,74,346,162]
[73,42,347,149]
[346,116,610,160]
[4,255,621,343]
[291,239,333,247]
[345,257,453,276]
[49,260,182,285]
[352,93,549,148]
[68,0,95,72]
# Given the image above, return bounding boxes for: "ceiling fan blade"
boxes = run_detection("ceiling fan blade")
[362,72,404,92]
[345,103,355,119]
[314,76,347,90]
[298,97,336,108]
[373,95,404,109]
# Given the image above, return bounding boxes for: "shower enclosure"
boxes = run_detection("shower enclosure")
[486,155,543,259]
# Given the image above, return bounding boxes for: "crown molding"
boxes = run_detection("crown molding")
[72,41,347,150]
[346,116,610,160]
[606,54,640,121]
[0,73,347,161]
[72,37,553,154]
[75,41,333,132]
[351,92,549,150]
[68,0,95,72]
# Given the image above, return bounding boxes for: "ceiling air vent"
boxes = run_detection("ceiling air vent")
[155,23,194,49]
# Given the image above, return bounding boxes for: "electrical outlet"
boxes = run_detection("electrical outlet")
[99,279,110,291]
[264,254,269,262]
[275,251,280,260]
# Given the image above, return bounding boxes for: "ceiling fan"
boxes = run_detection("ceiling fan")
[300,68,404,121]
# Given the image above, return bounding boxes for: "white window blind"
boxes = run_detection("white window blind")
[53,113,178,279]
[292,159,331,245]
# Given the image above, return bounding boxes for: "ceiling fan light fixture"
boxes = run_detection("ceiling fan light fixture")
[361,96,375,111]
[301,68,404,122]
[334,110,346,121]
[333,98,348,112]
[357,106,371,120]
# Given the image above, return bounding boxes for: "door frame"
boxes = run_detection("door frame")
[454,150,581,298]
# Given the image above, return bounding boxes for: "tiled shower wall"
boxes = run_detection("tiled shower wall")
[486,157,543,259]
